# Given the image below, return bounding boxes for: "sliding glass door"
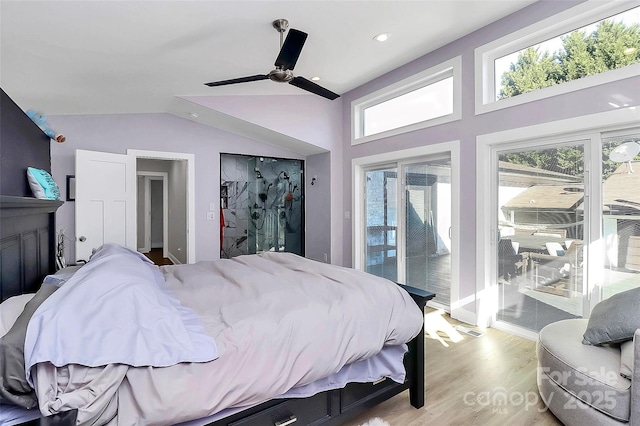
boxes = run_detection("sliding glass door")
[492,127,640,333]
[363,155,452,308]
[364,166,398,282]
[495,141,587,332]
[601,130,640,299]
[404,159,452,306]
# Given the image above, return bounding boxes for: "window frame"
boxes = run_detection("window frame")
[351,56,461,145]
[475,1,640,115]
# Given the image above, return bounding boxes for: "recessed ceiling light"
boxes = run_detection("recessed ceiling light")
[373,33,390,42]
[311,76,321,81]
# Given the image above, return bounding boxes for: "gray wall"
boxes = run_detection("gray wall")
[305,152,331,263]
[339,0,640,313]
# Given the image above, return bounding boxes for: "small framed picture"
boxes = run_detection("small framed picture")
[66,175,76,201]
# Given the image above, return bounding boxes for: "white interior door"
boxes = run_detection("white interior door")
[75,149,136,262]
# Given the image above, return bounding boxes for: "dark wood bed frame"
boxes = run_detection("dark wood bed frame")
[0,87,435,426]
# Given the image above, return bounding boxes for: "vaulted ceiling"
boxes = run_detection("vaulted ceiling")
[0,1,536,115]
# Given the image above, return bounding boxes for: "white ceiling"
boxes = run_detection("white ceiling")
[0,0,536,115]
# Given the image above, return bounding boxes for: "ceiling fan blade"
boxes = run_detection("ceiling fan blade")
[204,74,269,87]
[290,76,340,100]
[274,29,308,71]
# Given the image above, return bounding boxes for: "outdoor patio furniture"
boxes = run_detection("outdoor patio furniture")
[529,241,582,295]
[498,238,524,281]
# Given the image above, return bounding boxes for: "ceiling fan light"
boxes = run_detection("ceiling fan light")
[374,33,390,42]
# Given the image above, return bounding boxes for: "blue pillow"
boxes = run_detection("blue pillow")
[27,167,61,200]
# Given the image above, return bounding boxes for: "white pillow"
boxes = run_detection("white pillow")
[0,294,35,337]
[0,267,82,337]
[620,339,634,380]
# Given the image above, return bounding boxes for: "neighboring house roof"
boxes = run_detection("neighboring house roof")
[499,161,580,187]
[601,161,640,213]
[503,184,584,211]
[503,161,640,214]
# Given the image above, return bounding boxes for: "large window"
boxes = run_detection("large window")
[475,2,640,114]
[352,57,461,145]
[476,109,640,337]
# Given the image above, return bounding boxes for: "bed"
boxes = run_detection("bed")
[0,88,435,426]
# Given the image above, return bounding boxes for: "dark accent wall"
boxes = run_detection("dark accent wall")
[0,88,61,300]
[1,88,51,196]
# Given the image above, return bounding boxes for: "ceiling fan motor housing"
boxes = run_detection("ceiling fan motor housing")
[269,68,294,83]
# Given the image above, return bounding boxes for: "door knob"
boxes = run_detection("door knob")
[79,236,86,242]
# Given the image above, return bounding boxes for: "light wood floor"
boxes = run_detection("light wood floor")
[344,309,563,426]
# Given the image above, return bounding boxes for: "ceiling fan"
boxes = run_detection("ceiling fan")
[204,19,340,100]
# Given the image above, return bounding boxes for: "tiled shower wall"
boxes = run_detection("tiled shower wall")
[221,154,304,258]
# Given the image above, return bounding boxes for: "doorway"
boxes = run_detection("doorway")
[74,149,195,264]
[353,142,460,313]
[361,156,453,307]
[129,149,195,264]
[137,171,168,261]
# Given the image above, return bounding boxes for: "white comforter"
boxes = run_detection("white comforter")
[30,251,423,425]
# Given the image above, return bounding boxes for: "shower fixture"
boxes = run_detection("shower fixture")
[258,183,273,203]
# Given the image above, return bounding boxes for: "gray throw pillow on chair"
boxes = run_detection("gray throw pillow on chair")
[582,287,640,346]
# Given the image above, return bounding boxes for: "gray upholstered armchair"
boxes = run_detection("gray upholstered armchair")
[537,288,640,425]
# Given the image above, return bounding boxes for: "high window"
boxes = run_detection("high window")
[475,3,640,114]
[352,57,461,145]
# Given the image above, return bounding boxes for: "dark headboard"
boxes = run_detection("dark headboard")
[0,88,61,301]
[0,197,62,300]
